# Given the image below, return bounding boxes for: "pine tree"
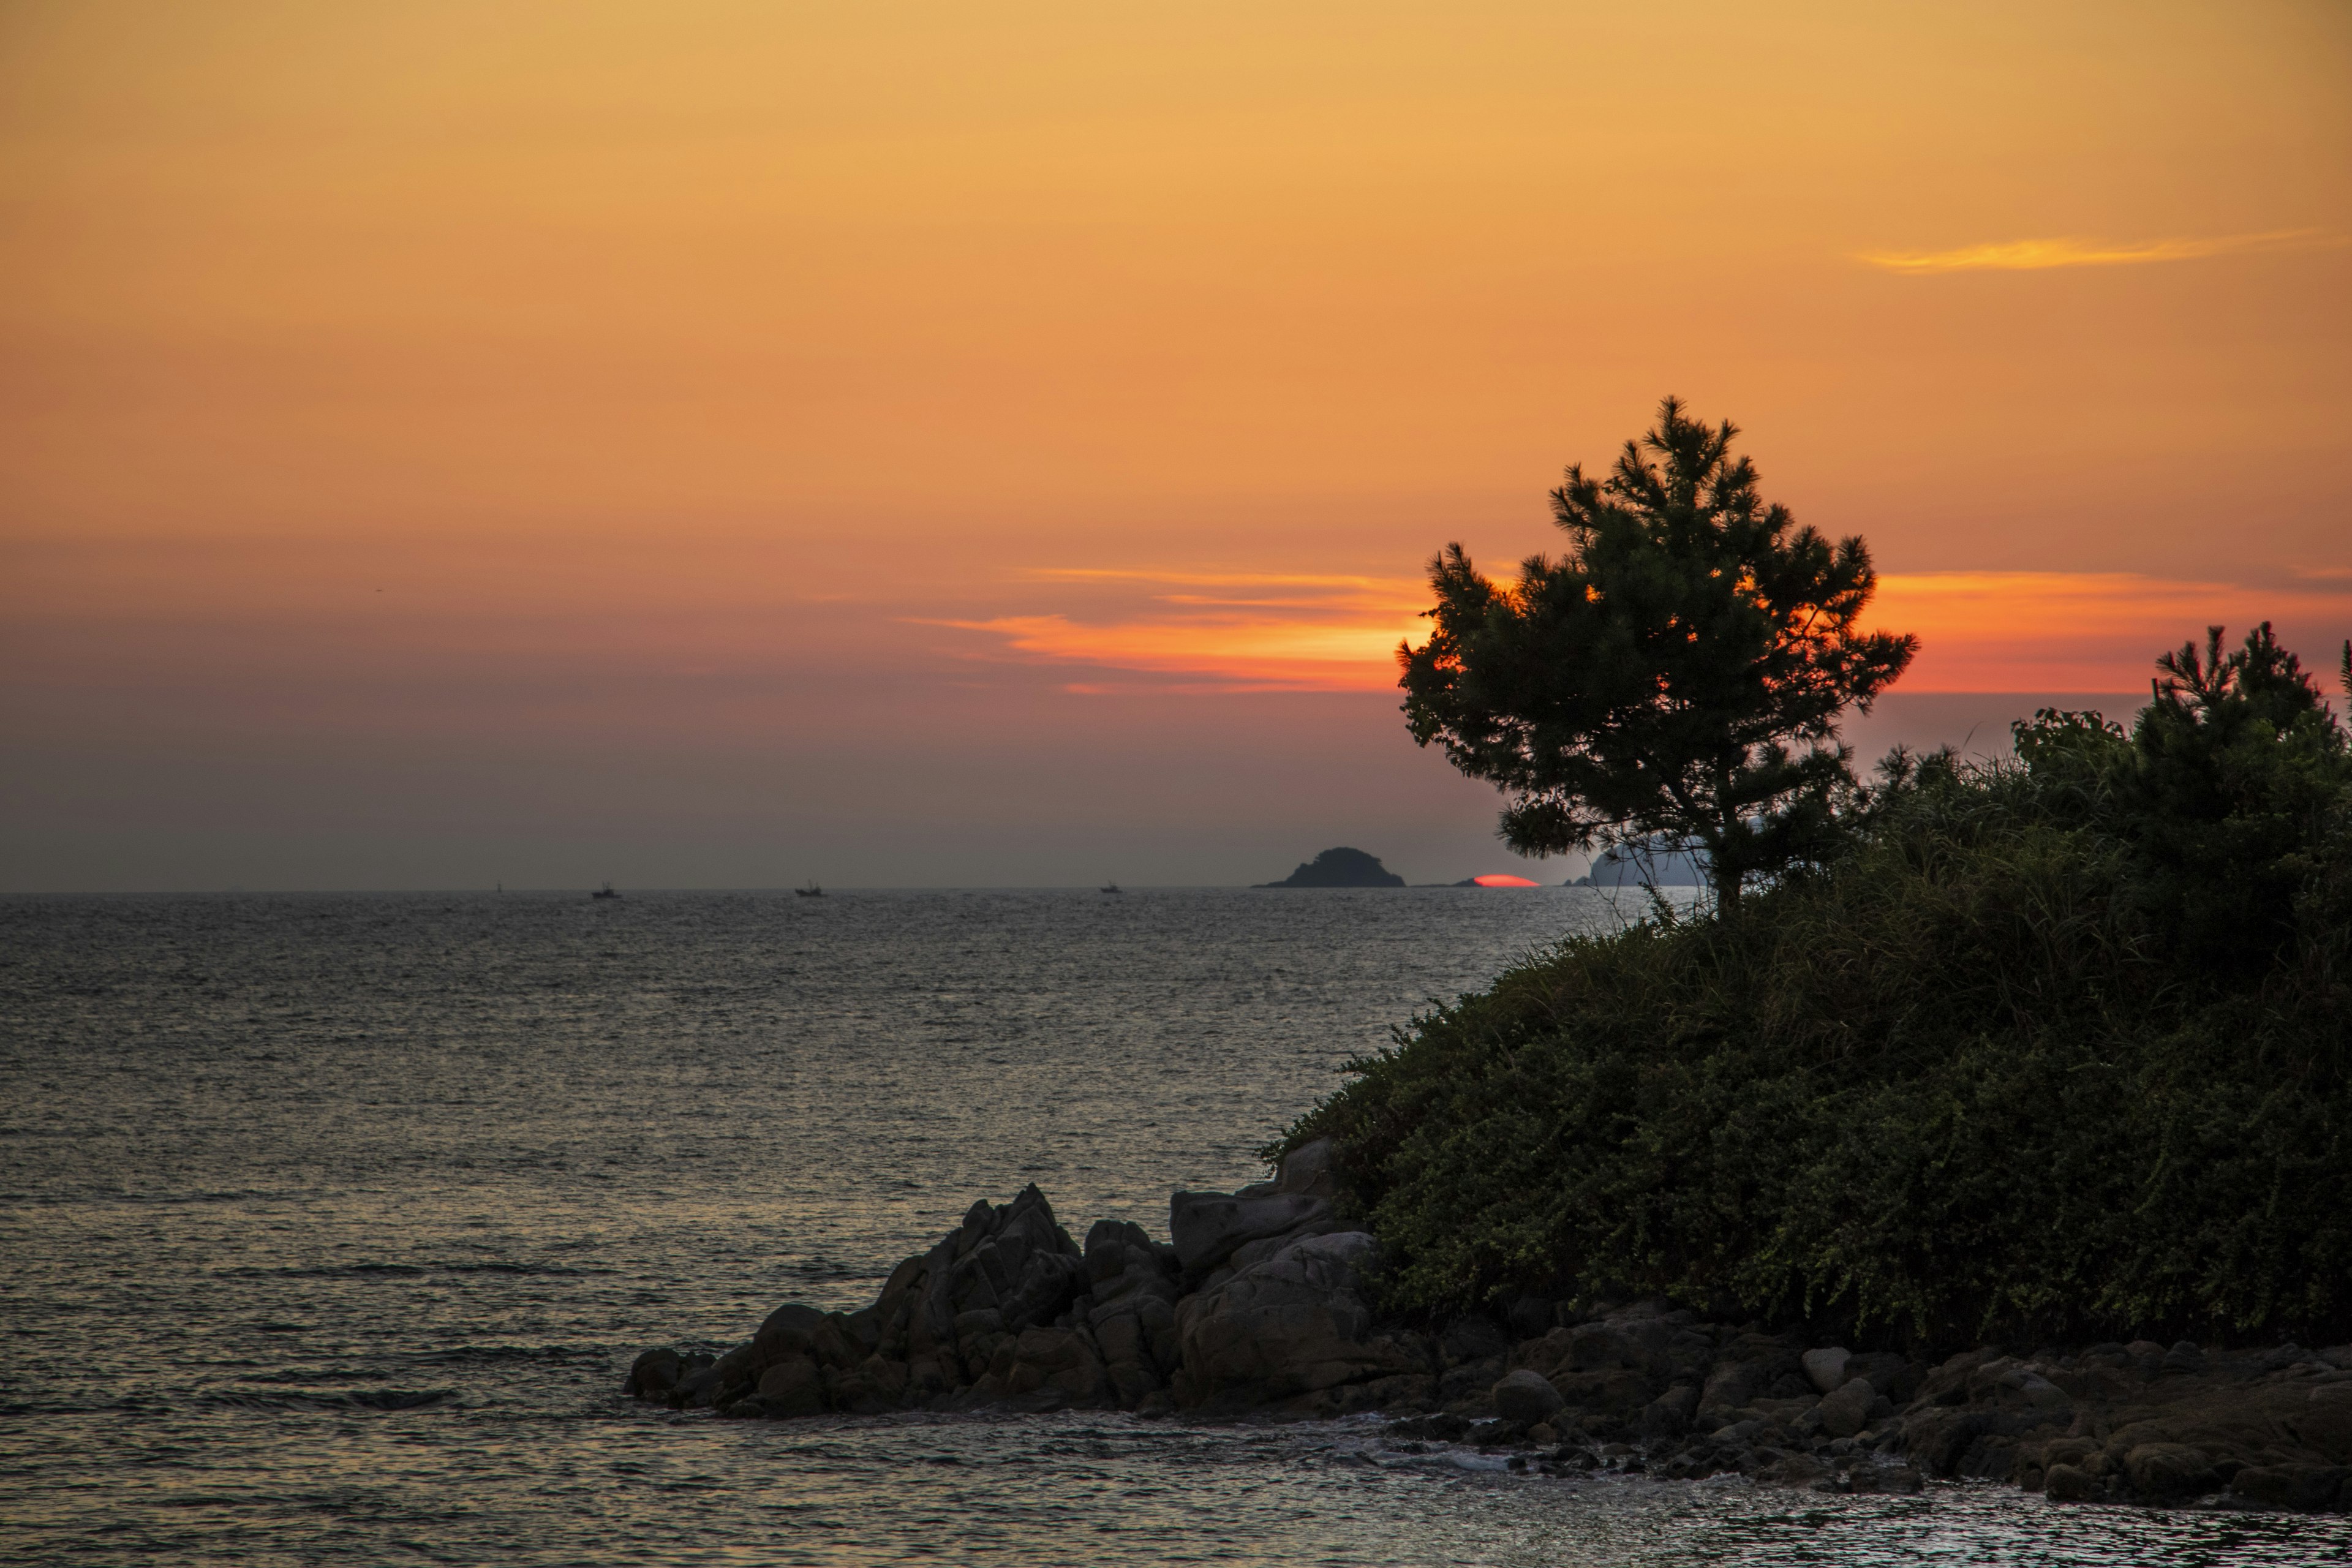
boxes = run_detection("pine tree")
[1400,398,1916,909]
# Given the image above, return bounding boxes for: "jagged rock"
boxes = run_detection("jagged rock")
[837,1352,908,1412]
[990,1325,1111,1405]
[1174,1231,1423,1404]
[1493,1367,1565,1425]
[1082,1218,1183,1403]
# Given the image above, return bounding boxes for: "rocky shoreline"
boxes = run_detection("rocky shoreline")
[626,1141,2352,1514]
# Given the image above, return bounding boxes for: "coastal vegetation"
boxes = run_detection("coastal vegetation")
[1283,622,2352,1348]
[1400,398,1915,910]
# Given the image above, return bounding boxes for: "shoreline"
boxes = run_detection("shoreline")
[627,1141,2352,1515]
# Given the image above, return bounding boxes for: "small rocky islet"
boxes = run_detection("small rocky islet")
[627,1140,2352,1515]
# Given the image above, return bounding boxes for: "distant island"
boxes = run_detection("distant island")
[1255,847,1405,888]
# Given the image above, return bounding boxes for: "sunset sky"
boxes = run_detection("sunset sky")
[4,1,2348,889]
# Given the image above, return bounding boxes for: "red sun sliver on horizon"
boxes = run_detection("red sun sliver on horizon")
[1471,875,1543,888]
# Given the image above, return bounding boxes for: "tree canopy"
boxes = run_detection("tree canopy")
[1400,397,1916,907]
[2011,621,2352,974]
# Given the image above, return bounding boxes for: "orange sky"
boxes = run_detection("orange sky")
[2,1,2348,888]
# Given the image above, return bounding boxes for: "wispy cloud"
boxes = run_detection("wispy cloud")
[921,567,1428,690]
[1871,571,2350,691]
[928,612,1424,690]
[927,566,2348,696]
[1022,567,1399,592]
[1860,228,2339,274]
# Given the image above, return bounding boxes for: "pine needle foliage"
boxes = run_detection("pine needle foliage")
[1286,626,2352,1348]
[1400,398,1917,909]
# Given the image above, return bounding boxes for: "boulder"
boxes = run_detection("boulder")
[755,1303,852,1366]
[756,1356,824,1416]
[2124,1442,2220,1499]
[1697,1335,1801,1424]
[1816,1377,1877,1439]
[672,1363,722,1409]
[1636,1384,1701,1441]
[1843,1351,1922,1403]
[2044,1463,2099,1502]
[1915,1347,2004,1406]
[835,1353,909,1413]
[1275,1137,1341,1200]
[1550,1367,1660,1425]
[625,1347,683,1398]
[2231,1464,2351,1511]
[1169,1189,1335,1275]
[2303,1384,2352,1457]
[2161,1341,2208,1376]
[1493,1367,1566,1426]
[1001,1326,1112,1405]
[1175,1231,1422,1404]
[1801,1348,1851,1395]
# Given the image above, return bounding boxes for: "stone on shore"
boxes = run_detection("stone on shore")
[1815,1376,1877,1439]
[1801,1347,1850,1394]
[1492,1368,1565,1426]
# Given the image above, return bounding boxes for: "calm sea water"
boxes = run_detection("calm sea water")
[3,888,2346,1566]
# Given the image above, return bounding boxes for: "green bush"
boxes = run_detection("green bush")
[1282,627,2352,1347]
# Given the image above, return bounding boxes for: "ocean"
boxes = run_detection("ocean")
[3,888,2345,1565]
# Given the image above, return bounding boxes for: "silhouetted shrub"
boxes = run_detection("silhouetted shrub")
[1280,627,2352,1346]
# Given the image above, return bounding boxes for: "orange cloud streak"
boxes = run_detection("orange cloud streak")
[937,568,2350,695]
[1860,230,2342,274]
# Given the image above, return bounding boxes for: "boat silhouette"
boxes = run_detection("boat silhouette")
[591,882,620,900]
[1100,882,1122,895]
[796,882,824,898]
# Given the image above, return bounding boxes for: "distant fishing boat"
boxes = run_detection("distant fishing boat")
[796,882,824,898]
[592,882,620,900]
[1100,882,1122,895]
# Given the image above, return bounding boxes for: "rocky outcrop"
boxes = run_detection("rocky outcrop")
[624,1151,2352,1513]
